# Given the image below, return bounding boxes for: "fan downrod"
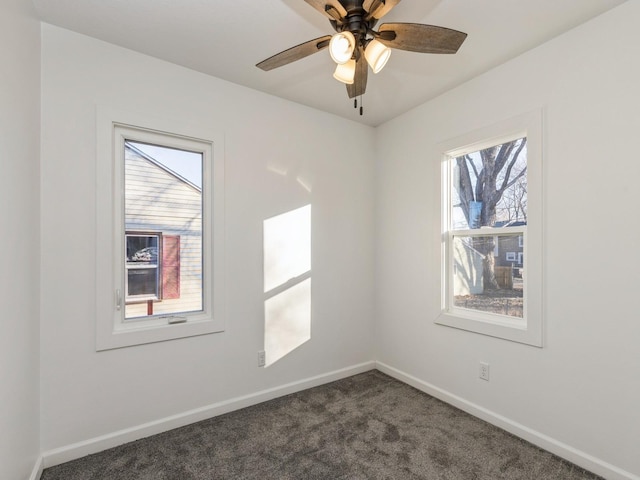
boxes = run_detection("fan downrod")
[329,0,376,47]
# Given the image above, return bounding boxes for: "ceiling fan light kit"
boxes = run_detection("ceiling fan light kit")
[364,39,391,74]
[329,31,356,64]
[256,0,467,107]
[333,59,357,84]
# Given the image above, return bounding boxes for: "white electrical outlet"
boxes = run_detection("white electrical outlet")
[258,350,266,367]
[479,362,490,381]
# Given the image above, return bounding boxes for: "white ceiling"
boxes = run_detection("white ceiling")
[32,0,627,126]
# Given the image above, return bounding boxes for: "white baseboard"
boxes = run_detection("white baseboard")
[376,361,639,480]
[38,360,638,480]
[42,361,375,469]
[29,455,43,480]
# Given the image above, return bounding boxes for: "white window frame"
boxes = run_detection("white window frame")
[505,251,517,262]
[96,107,225,350]
[437,110,543,347]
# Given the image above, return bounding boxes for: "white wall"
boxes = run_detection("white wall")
[375,2,639,479]
[35,3,640,477]
[0,0,41,478]
[40,25,375,454]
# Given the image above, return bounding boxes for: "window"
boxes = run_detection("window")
[437,111,543,346]
[123,138,204,321]
[96,108,225,350]
[126,233,160,301]
[125,232,182,305]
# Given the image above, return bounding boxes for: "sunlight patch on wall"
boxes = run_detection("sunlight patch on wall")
[265,278,311,366]
[263,205,312,366]
[264,204,311,293]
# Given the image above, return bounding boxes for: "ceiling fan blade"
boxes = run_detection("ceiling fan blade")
[363,0,401,21]
[304,0,348,21]
[256,35,332,71]
[377,23,467,53]
[346,54,368,98]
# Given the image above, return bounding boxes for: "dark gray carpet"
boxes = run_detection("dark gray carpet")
[42,370,602,479]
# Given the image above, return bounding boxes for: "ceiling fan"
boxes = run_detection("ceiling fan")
[256,0,467,104]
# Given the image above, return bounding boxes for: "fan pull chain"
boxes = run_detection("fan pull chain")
[360,94,363,116]
[354,98,357,109]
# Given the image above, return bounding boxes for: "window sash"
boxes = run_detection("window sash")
[114,127,210,330]
[446,228,526,323]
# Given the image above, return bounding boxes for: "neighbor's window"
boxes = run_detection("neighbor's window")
[96,109,225,350]
[437,111,543,346]
[125,233,161,301]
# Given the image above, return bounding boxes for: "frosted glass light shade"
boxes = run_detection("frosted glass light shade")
[329,31,356,64]
[333,59,356,84]
[365,39,391,73]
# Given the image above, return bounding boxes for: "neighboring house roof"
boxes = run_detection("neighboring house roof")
[494,220,526,228]
[125,142,202,193]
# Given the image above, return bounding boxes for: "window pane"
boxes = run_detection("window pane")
[126,235,158,265]
[124,141,203,320]
[127,268,158,297]
[452,138,527,230]
[452,235,523,318]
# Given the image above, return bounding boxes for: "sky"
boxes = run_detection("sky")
[130,141,202,189]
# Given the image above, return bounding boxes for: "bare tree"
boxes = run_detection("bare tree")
[496,161,527,224]
[455,138,527,290]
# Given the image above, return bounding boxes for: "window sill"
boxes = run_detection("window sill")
[97,315,223,351]
[435,310,541,347]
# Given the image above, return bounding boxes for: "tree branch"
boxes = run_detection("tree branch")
[494,140,517,173]
[465,154,479,179]
[501,166,527,193]
[456,156,475,225]
[498,138,527,193]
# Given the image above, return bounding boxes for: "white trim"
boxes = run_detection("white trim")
[437,109,543,347]
[41,361,375,468]
[96,106,226,350]
[376,362,639,480]
[451,226,525,237]
[29,455,44,480]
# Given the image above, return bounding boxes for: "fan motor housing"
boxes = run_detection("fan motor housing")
[330,0,376,40]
